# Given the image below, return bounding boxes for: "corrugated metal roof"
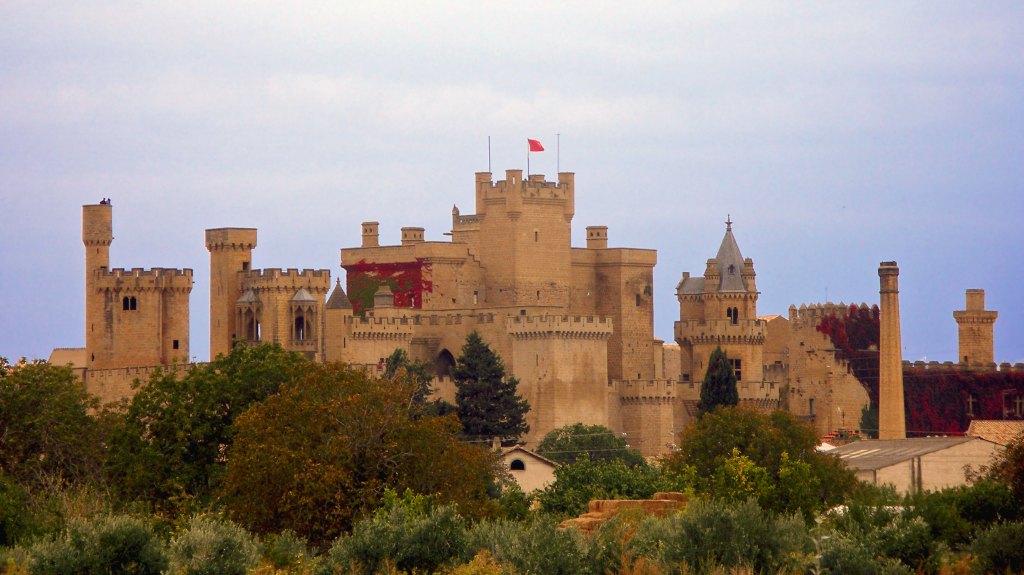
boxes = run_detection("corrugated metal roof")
[831,437,980,471]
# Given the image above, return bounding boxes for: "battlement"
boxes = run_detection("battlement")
[343,311,500,327]
[675,318,766,343]
[94,267,194,290]
[788,301,877,326]
[205,228,257,250]
[473,170,575,216]
[241,268,331,290]
[612,379,678,400]
[903,360,1024,373]
[505,314,613,338]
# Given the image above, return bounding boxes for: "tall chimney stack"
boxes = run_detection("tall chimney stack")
[878,261,906,440]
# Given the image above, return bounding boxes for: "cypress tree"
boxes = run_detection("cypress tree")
[453,332,530,443]
[699,346,739,416]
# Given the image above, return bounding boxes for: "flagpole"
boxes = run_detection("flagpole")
[526,139,530,177]
[488,136,491,173]
[557,133,560,173]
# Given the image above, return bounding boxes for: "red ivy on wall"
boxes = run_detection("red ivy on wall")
[343,259,433,315]
[816,305,1024,435]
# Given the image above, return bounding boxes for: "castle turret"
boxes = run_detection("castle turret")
[675,217,763,393]
[83,203,113,368]
[954,289,997,367]
[470,170,576,307]
[206,228,257,359]
[878,262,906,440]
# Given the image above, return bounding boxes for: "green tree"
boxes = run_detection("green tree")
[536,455,690,517]
[987,431,1024,505]
[223,363,497,547]
[698,346,738,415]
[453,332,529,443]
[104,343,306,511]
[664,406,855,519]
[536,423,644,466]
[0,359,103,490]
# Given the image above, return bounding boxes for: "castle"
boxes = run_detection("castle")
[57,170,1016,455]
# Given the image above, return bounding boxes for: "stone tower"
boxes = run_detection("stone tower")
[953,289,997,367]
[675,217,764,394]
[83,202,192,370]
[83,204,113,368]
[471,169,574,308]
[878,261,906,440]
[205,228,257,359]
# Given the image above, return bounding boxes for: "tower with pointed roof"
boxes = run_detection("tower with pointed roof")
[675,217,765,400]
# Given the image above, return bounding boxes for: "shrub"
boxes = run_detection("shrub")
[262,530,316,570]
[818,536,911,575]
[628,498,809,574]
[327,499,467,575]
[25,514,167,574]
[464,516,587,575]
[167,514,260,575]
[970,521,1024,575]
[0,476,31,547]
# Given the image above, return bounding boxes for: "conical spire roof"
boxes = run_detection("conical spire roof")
[715,216,747,292]
[291,287,317,302]
[325,279,352,309]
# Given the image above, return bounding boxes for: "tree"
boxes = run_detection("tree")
[453,332,529,443]
[383,348,433,405]
[663,406,856,519]
[536,455,689,517]
[987,431,1024,504]
[104,343,307,510]
[698,346,738,415]
[223,362,497,547]
[536,423,644,466]
[0,358,103,490]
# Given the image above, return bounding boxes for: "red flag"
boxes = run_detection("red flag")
[528,139,544,152]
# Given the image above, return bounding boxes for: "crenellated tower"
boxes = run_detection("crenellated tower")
[463,170,575,308]
[82,203,192,370]
[205,228,257,359]
[675,217,763,394]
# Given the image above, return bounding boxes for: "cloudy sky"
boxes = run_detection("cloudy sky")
[2,2,1022,365]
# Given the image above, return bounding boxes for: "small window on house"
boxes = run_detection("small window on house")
[510,459,525,471]
[520,309,526,316]
[726,307,733,320]
[536,290,541,301]
[123,297,130,310]
[242,261,250,271]
[809,398,815,417]
[473,290,478,304]
[173,340,179,350]
[534,231,539,242]
[123,296,137,311]
[731,358,742,381]
[636,294,642,307]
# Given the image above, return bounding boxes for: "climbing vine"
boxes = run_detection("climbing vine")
[816,305,1024,435]
[343,259,433,315]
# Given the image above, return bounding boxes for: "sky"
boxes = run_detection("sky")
[1,2,1022,365]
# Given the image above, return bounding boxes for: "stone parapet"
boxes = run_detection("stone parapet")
[505,314,613,339]
[613,379,678,401]
[675,318,765,344]
[95,267,194,291]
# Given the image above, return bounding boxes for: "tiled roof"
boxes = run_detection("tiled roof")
[966,420,1024,446]
[830,437,982,471]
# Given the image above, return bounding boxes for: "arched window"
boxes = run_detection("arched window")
[510,459,525,471]
[294,315,306,340]
[434,349,456,379]
[731,307,739,324]
[122,296,138,311]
